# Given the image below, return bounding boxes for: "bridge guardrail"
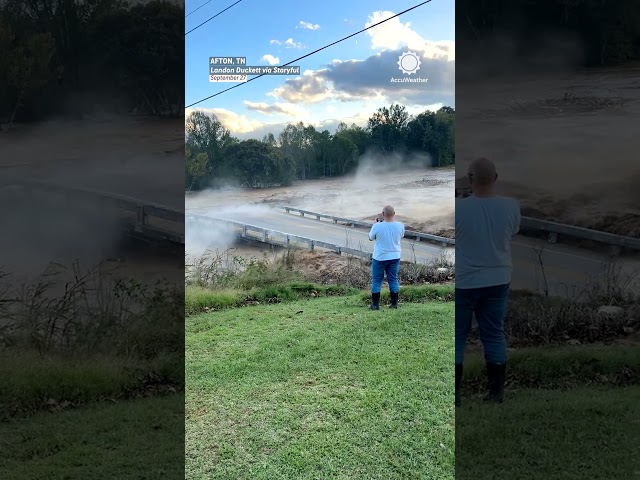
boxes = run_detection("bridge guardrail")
[274,205,639,251]
[187,213,375,261]
[20,180,184,244]
[520,216,640,251]
[274,205,455,246]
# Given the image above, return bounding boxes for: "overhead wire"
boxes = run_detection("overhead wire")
[186,0,244,36]
[186,0,214,18]
[186,0,432,108]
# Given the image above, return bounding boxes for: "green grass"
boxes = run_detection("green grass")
[0,351,183,419]
[456,387,640,480]
[185,283,454,316]
[186,294,455,479]
[0,395,184,479]
[461,344,640,391]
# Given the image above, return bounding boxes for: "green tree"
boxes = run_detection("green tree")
[185,147,210,191]
[0,19,57,127]
[228,140,295,188]
[367,104,410,155]
[328,135,359,176]
[185,111,233,180]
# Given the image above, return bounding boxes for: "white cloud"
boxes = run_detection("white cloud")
[365,11,455,62]
[297,21,320,30]
[185,107,264,134]
[267,48,454,107]
[267,70,359,104]
[270,38,304,49]
[243,101,306,118]
[285,38,303,49]
[261,54,280,65]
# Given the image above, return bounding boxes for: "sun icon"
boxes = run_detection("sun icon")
[397,51,422,75]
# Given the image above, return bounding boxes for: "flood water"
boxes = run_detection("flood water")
[186,167,455,236]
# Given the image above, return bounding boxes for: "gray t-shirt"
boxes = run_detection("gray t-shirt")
[455,195,521,289]
[369,221,405,261]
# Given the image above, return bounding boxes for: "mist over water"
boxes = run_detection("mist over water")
[0,116,184,281]
[185,205,275,256]
[186,155,455,239]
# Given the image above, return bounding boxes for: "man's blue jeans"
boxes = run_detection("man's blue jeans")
[455,283,510,364]
[371,258,400,293]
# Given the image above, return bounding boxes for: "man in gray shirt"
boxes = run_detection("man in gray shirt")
[455,158,521,406]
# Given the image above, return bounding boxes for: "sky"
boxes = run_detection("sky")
[185,0,455,139]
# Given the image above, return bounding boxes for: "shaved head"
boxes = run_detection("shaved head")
[468,157,498,186]
[382,205,395,217]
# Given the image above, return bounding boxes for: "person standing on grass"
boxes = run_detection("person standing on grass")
[369,205,405,310]
[455,157,521,406]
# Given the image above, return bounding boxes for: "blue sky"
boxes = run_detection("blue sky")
[185,0,455,139]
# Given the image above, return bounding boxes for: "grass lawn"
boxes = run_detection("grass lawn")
[186,294,455,479]
[0,394,184,479]
[456,386,640,480]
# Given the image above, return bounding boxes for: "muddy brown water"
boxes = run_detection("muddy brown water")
[186,167,455,236]
[456,65,640,237]
[0,116,184,285]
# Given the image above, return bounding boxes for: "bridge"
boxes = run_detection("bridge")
[186,212,452,265]
[5,179,637,297]
[3,179,184,246]
[188,204,640,296]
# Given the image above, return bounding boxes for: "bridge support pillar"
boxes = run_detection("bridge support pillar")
[263,231,268,242]
[309,240,314,251]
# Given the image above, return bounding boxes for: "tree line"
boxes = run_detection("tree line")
[458,0,640,66]
[185,104,455,190]
[0,0,183,127]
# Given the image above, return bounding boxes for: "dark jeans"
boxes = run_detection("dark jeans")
[371,258,400,293]
[455,283,510,364]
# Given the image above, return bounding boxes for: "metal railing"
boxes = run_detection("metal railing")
[520,216,640,251]
[186,213,374,260]
[275,205,639,251]
[275,205,455,246]
[20,180,185,245]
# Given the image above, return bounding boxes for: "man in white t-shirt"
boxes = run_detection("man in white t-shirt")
[368,205,405,310]
[455,158,521,406]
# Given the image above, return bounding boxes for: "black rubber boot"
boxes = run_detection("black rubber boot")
[370,292,380,310]
[455,363,463,407]
[390,292,399,309]
[483,363,506,403]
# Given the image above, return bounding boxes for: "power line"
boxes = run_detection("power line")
[186,0,244,36]
[186,0,432,108]
[186,0,214,18]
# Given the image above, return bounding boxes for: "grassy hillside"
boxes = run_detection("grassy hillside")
[0,395,184,479]
[186,292,455,479]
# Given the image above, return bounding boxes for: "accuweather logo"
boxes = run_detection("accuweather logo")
[391,50,428,83]
[397,51,421,75]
